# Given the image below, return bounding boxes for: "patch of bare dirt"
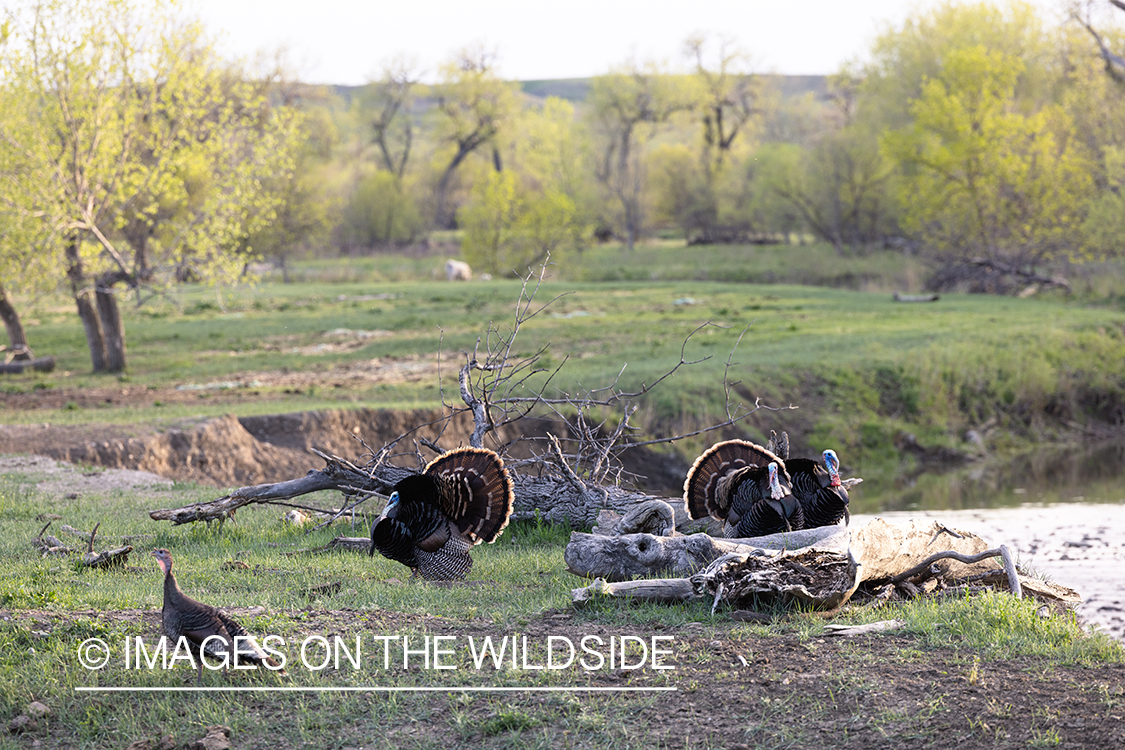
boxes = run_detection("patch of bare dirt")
[0,455,172,496]
[0,354,440,413]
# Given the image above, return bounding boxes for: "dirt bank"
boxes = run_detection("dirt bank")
[0,408,690,491]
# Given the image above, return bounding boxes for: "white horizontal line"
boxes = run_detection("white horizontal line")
[76,686,677,693]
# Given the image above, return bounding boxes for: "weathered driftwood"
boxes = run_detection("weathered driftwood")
[284,536,371,555]
[852,519,996,581]
[36,521,135,568]
[592,500,679,536]
[570,535,862,612]
[965,569,1079,606]
[690,546,862,612]
[148,462,392,525]
[31,523,74,557]
[565,525,847,581]
[566,518,1076,612]
[823,619,906,636]
[887,546,1022,598]
[81,546,133,569]
[571,577,698,605]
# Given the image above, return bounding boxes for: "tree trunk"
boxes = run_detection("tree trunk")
[65,236,108,373]
[434,143,476,229]
[95,279,126,373]
[0,282,29,354]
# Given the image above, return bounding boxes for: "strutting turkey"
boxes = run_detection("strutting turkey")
[369,446,514,581]
[151,548,284,682]
[683,439,804,538]
[767,430,850,529]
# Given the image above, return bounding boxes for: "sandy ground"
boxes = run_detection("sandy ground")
[853,505,1125,642]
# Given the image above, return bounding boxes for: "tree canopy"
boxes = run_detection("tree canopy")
[0,0,305,371]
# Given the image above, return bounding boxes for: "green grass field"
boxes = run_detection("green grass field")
[6,245,1125,477]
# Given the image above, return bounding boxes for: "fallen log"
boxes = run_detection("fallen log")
[0,356,55,374]
[82,546,133,569]
[823,619,906,636]
[565,525,848,581]
[148,462,384,525]
[569,538,862,612]
[691,547,862,612]
[571,578,698,605]
[892,293,940,303]
[148,450,686,530]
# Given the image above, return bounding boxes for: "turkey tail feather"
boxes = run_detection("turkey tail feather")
[684,440,786,521]
[425,447,514,544]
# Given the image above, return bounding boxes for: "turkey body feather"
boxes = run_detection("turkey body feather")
[152,548,283,681]
[370,446,514,580]
[787,454,850,529]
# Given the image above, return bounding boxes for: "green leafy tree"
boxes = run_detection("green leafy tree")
[364,57,421,180]
[773,128,895,253]
[0,0,302,372]
[459,170,519,274]
[1082,145,1125,254]
[341,170,423,247]
[753,71,896,252]
[459,170,582,277]
[250,104,340,279]
[430,46,518,229]
[677,34,769,242]
[862,0,1056,130]
[588,61,696,250]
[513,97,598,235]
[1065,3,1125,255]
[883,46,1096,289]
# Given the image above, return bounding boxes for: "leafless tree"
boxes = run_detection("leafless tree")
[367,57,422,180]
[1073,0,1125,84]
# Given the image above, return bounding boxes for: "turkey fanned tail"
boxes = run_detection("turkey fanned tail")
[683,439,786,522]
[425,446,514,544]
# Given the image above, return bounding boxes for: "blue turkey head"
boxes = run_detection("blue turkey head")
[767,462,786,500]
[822,449,841,487]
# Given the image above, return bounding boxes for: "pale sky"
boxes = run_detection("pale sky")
[186,0,1070,86]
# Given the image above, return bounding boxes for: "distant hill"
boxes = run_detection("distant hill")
[328,74,830,106]
[520,75,830,103]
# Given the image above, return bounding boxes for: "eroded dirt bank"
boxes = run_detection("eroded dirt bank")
[0,408,690,491]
